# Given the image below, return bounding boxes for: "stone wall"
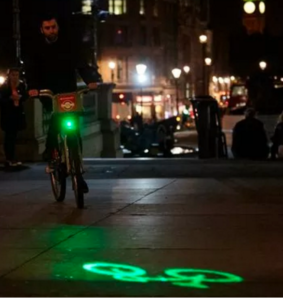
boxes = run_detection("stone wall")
[0,83,122,162]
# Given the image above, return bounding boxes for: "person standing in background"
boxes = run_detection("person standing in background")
[0,68,28,167]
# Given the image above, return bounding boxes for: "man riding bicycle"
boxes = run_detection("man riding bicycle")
[25,14,101,193]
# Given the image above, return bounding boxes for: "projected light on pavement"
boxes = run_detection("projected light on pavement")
[83,262,243,289]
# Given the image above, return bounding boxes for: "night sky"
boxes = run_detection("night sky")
[0,0,282,74]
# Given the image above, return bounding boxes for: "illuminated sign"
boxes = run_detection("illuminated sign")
[83,262,243,289]
[137,95,162,102]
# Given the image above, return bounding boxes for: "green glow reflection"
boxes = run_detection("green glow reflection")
[83,262,243,289]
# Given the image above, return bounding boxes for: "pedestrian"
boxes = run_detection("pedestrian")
[232,108,269,160]
[0,68,28,167]
[270,112,283,159]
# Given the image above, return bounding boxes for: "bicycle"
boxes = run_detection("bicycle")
[38,88,90,208]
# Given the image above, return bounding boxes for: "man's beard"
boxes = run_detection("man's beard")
[46,34,58,43]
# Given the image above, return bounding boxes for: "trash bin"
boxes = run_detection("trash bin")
[191,96,227,159]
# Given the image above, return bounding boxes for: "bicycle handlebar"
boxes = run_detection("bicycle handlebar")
[37,88,90,100]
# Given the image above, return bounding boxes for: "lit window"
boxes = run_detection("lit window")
[82,0,92,14]
[140,0,145,15]
[109,0,127,15]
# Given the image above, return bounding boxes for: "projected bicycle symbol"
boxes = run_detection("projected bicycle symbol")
[83,262,243,289]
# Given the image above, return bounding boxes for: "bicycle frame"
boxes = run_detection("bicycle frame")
[38,89,89,174]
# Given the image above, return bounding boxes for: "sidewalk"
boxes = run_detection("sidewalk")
[1,158,283,180]
[0,161,283,296]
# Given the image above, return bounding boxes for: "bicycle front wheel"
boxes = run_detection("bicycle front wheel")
[68,136,84,209]
[50,149,67,202]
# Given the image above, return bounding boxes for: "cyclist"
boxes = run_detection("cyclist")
[25,14,101,193]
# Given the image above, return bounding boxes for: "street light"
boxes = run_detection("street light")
[0,76,5,85]
[183,66,190,74]
[243,1,256,14]
[204,58,212,95]
[259,61,267,70]
[199,35,208,44]
[136,64,147,76]
[136,64,147,117]
[205,57,212,66]
[259,1,266,14]
[199,34,208,95]
[108,61,116,82]
[183,66,190,99]
[172,68,182,115]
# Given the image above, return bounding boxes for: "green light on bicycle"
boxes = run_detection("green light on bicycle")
[64,119,75,130]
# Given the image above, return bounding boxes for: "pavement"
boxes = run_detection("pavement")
[1,158,283,296]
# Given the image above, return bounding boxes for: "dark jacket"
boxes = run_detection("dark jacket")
[0,81,28,132]
[232,117,269,160]
[271,122,283,156]
[25,35,101,95]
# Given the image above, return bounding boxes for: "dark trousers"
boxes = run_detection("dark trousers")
[45,114,82,153]
[4,130,18,161]
[271,143,278,159]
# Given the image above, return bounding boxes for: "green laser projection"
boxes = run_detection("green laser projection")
[83,262,243,289]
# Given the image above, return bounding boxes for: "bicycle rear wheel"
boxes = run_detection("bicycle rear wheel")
[68,137,84,209]
[50,149,67,202]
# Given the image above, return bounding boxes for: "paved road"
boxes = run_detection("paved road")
[0,159,283,296]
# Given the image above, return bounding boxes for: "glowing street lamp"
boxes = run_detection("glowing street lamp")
[205,57,212,66]
[0,76,5,85]
[136,64,147,117]
[199,35,208,44]
[172,68,182,79]
[243,0,266,34]
[199,34,209,94]
[243,1,256,14]
[172,68,182,114]
[259,61,267,70]
[183,66,190,74]
[259,1,266,14]
[108,61,116,82]
[108,61,116,69]
[183,66,190,99]
[136,64,147,76]
[203,58,212,95]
